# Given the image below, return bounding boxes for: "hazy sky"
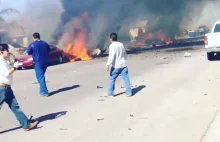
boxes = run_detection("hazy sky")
[1,0,26,12]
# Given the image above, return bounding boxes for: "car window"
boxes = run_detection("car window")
[214,24,220,33]
[50,46,57,52]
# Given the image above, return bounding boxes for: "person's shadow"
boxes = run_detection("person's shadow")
[49,85,80,96]
[132,85,146,96]
[0,111,68,135]
[34,111,68,123]
[115,85,146,96]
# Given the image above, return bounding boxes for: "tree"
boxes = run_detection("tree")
[0,8,25,35]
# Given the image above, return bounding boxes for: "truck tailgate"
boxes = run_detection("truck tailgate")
[206,33,220,48]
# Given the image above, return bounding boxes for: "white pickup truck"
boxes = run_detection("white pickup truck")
[205,21,220,60]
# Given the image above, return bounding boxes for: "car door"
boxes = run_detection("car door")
[49,45,60,63]
[49,45,57,63]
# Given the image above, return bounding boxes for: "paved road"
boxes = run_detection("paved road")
[0,46,220,142]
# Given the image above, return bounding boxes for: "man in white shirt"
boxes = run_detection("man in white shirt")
[0,44,38,131]
[106,33,132,97]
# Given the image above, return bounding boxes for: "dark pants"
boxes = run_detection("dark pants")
[35,65,49,96]
[0,86,30,129]
[108,67,132,96]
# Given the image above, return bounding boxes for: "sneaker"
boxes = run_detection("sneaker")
[24,120,39,131]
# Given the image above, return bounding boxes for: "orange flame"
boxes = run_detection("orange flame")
[64,30,92,62]
[136,30,173,47]
[64,12,92,62]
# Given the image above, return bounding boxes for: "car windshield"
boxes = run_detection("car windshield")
[214,24,220,33]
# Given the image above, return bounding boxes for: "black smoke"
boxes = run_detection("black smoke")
[52,0,203,48]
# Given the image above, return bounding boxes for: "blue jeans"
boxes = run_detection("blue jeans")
[108,67,132,96]
[0,86,30,129]
[35,65,49,96]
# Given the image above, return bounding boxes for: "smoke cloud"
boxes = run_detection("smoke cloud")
[180,0,220,31]
[17,0,218,49]
[53,0,203,49]
[17,0,62,42]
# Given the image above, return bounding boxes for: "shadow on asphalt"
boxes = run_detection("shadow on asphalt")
[35,111,68,123]
[0,111,68,135]
[115,85,146,97]
[132,85,146,96]
[49,85,80,96]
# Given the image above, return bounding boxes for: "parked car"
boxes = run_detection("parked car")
[204,21,220,61]
[15,45,67,69]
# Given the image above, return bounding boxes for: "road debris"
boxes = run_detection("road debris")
[130,114,134,117]
[184,52,192,57]
[97,86,103,89]
[204,93,207,96]
[128,128,132,131]
[60,128,68,131]
[160,57,169,60]
[97,118,104,121]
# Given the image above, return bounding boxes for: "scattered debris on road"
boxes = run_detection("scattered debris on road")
[130,114,134,117]
[184,52,192,57]
[160,57,169,60]
[97,118,104,121]
[97,86,103,89]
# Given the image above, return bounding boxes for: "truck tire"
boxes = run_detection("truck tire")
[207,52,214,61]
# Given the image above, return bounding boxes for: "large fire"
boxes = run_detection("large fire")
[64,12,92,62]
[136,30,173,47]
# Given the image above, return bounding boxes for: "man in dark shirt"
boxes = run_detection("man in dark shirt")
[27,33,50,97]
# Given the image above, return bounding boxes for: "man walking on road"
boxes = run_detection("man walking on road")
[106,33,132,97]
[0,44,38,131]
[27,33,50,97]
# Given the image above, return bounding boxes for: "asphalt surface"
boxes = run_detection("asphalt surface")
[0,46,220,142]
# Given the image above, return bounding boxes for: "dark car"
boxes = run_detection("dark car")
[15,45,67,69]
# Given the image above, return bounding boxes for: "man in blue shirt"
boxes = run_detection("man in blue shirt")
[27,33,50,97]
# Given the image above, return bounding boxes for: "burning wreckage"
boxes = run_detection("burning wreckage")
[51,18,208,62]
[126,21,208,49]
[51,17,208,62]
[50,0,209,62]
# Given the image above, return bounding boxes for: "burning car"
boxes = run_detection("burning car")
[15,45,67,69]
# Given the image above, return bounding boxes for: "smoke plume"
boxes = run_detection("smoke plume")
[53,0,220,49]
[17,0,61,42]
[180,0,220,31]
